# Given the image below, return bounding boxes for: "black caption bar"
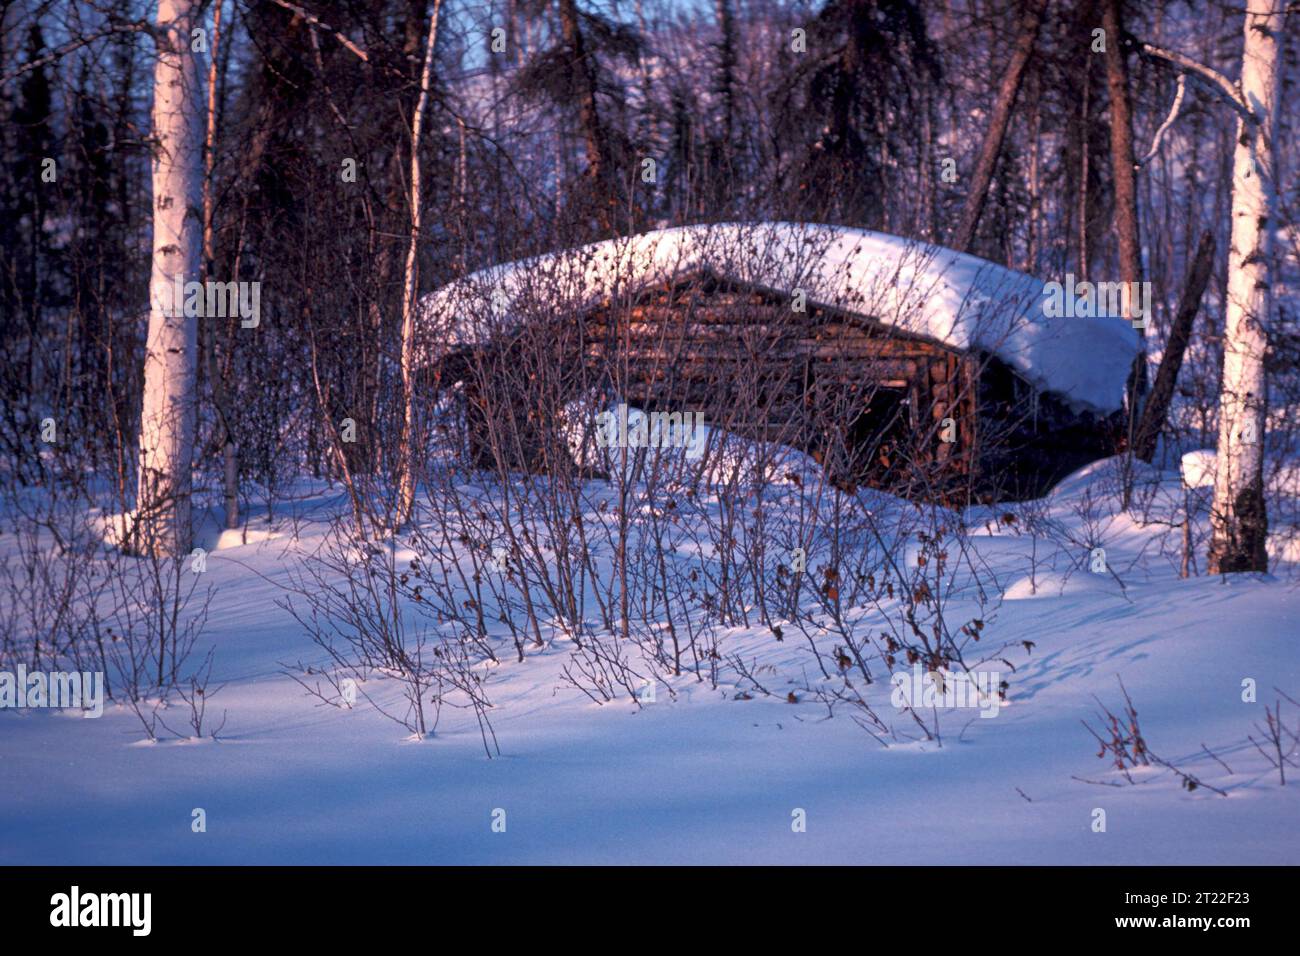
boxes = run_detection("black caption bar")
[0,865,1287,941]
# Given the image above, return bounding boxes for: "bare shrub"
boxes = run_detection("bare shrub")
[280,517,499,753]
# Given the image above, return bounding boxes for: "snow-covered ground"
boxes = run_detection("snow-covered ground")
[1,458,1297,865]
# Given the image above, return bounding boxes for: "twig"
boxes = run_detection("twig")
[267,0,370,62]
[0,22,153,85]
[1201,742,1233,776]
[1137,73,1185,166]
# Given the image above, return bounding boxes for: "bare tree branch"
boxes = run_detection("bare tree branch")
[0,22,152,86]
[1138,73,1186,166]
[266,0,370,63]
[1139,41,1254,122]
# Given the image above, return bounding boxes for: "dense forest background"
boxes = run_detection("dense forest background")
[0,0,1296,552]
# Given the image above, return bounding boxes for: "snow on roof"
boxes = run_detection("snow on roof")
[419,222,1139,414]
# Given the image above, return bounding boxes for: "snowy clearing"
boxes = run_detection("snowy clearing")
[2,458,1296,865]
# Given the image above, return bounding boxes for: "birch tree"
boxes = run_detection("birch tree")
[1206,0,1285,573]
[1134,0,1285,572]
[396,0,443,527]
[137,0,204,556]
[1140,0,1285,572]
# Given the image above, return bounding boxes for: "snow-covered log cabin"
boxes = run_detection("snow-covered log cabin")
[419,223,1139,502]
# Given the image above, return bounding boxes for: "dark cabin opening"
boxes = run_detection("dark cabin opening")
[845,385,911,482]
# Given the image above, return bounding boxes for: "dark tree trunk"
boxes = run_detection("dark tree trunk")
[1132,230,1216,462]
[1102,0,1148,412]
[950,0,1047,254]
[557,0,615,227]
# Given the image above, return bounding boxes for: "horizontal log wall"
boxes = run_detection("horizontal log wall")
[434,272,1119,501]
[580,276,980,493]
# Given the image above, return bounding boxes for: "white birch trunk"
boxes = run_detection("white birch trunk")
[137,0,203,557]
[1208,0,1284,573]
[396,0,442,526]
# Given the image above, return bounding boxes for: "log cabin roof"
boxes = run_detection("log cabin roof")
[418,222,1139,414]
